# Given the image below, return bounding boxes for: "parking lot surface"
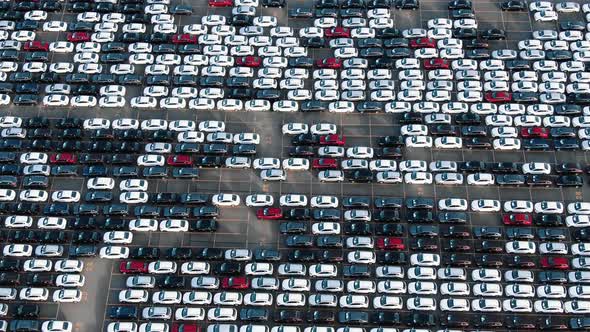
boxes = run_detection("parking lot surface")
[3,0,590,331]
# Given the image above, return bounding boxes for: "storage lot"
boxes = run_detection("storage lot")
[2,0,590,331]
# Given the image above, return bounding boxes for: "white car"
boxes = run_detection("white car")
[504,200,533,213]
[282,158,309,170]
[279,194,307,207]
[506,241,536,254]
[440,298,470,312]
[472,299,502,312]
[466,173,495,185]
[211,194,240,207]
[282,123,308,135]
[407,297,436,311]
[438,198,468,211]
[503,299,533,312]
[245,194,274,207]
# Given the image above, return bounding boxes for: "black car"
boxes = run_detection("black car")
[501,0,525,10]
[560,20,586,31]
[406,198,434,209]
[240,308,269,321]
[109,306,138,319]
[480,28,505,40]
[195,248,224,260]
[0,259,19,272]
[372,312,401,324]
[535,214,563,227]
[550,127,576,138]
[285,235,313,247]
[69,245,97,257]
[193,206,219,218]
[462,125,487,136]
[194,157,223,168]
[556,175,583,187]
[538,228,567,241]
[9,320,40,332]
[378,135,404,146]
[190,219,217,232]
[473,314,503,328]
[312,209,341,221]
[156,276,185,289]
[496,174,525,186]
[375,224,404,236]
[344,223,373,235]
[288,146,314,157]
[307,310,334,323]
[254,249,281,262]
[409,225,438,237]
[301,37,325,48]
[276,310,304,323]
[448,0,471,9]
[374,197,402,209]
[288,250,316,262]
[375,147,402,158]
[346,169,373,183]
[506,227,534,240]
[343,264,371,277]
[394,0,418,9]
[442,313,470,328]
[13,304,40,318]
[570,317,590,330]
[555,104,581,116]
[373,209,400,222]
[284,208,310,220]
[408,211,434,223]
[291,134,320,145]
[338,311,369,324]
[546,50,573,61]
[215,262,241,275]
[538,271,567,284]
[315,0,338,8]
[279,222,307,234]
[232,144,256,156]
[453,28,478,39]
[343,197,371,208]
[288,8,313,17]
[539,317,568,330]
[288,57,314,68]
[473,226,502,239]
[316,235,343,248]
[131,247,160,260]
[438,212,468,224]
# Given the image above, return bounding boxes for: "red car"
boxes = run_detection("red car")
[502,213,532,226]
[423,58,449,69]
[376,237,405,250]
[485,91,512,103]
[540,257,569,270]
[171,34,197,44]
[236,56,262,67]
[167,155,192,166]
[221,277,249,289]
[67,32,90,42]
[521,127,549,138]
[324,27,350,38]
[119,261,148,274]
[320,134,345,146]
[23,41,49,52]
[172,324,200,332]
[315,58,342,69]
[49,153,77,164]
[209,0,233,6]
[256,207,283,220]
[312,158,338,169]
[409,37,436,48]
